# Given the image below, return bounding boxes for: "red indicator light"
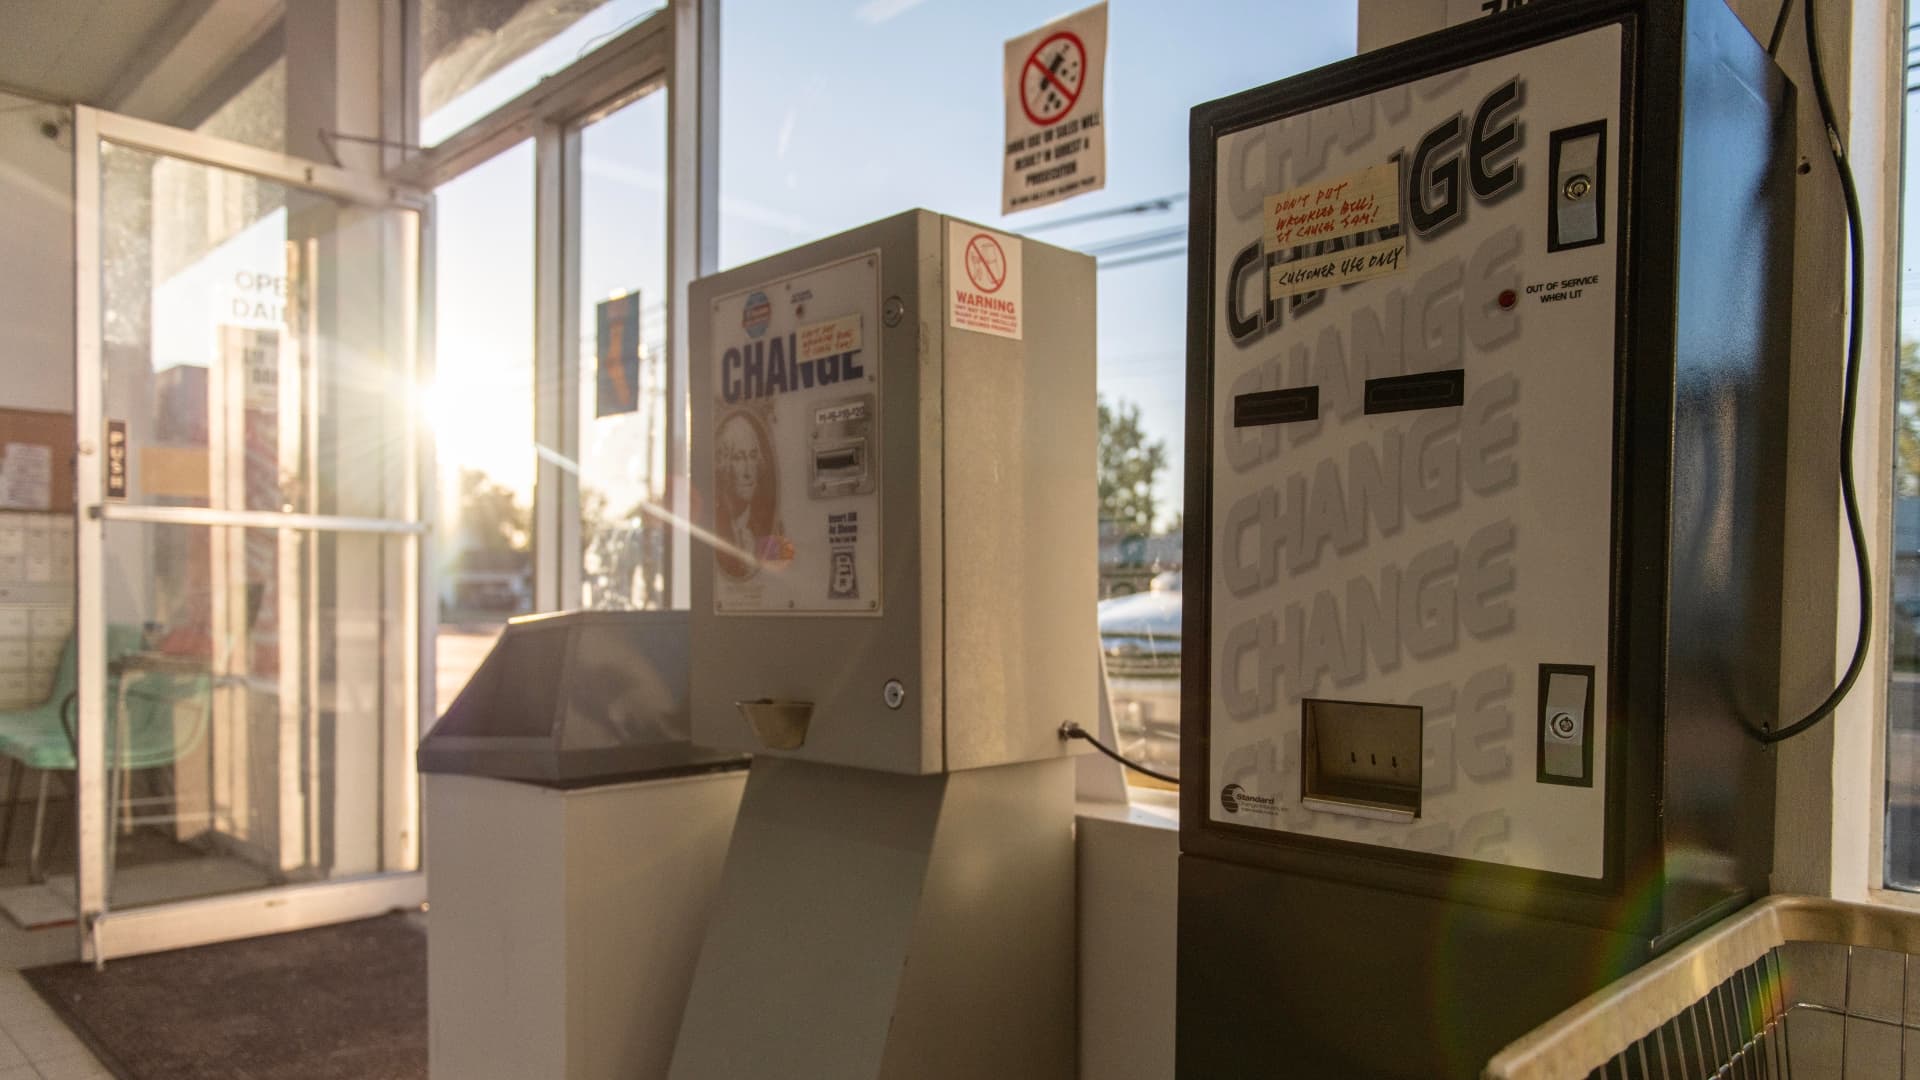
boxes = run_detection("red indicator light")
[1497,289,1518,309]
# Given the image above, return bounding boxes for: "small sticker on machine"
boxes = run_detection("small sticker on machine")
[797,313,862,363]
[815,400,869,426]
[827,510,861,600]
[948,221,1024,340]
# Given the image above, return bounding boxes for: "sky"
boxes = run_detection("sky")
[427,0,1360,534]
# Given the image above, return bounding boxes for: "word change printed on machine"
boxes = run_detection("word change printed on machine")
[669,210,1095,1080]
[1179,2,1795,1076]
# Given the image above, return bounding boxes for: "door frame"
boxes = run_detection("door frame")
[73,105,431,963]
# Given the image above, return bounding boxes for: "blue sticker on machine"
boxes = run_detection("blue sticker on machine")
[742,291,771,338]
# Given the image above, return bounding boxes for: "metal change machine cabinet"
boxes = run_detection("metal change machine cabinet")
[1179,3,1795,1076]
[669,210,1094,1080]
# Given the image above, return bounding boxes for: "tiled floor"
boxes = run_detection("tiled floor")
[0,802,143,1080]
[0,970,109,1079]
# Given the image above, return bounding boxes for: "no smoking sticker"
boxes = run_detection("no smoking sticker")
[1003,2,1107,215]
[948,220,1023,340]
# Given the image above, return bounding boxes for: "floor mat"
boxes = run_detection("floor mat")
[22,913,426,1080]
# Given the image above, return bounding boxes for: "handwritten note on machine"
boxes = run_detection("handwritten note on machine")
[1262,162,1406,298]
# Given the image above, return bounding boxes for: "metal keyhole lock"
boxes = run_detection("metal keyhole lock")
[1563,174,1594,201]
[1550,712,1578,739]
[883,679,906,710]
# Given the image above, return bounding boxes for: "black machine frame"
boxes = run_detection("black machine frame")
[1179,0,1795,941]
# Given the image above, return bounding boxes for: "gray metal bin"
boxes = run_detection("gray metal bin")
[418,610,746,785]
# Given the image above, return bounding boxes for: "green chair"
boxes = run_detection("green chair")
[0,625,214,883]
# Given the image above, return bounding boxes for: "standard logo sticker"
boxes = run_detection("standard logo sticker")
[948,221,1024,340]
[742,291,771,338]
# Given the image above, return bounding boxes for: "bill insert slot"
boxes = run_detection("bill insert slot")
[1363,369,1465,415]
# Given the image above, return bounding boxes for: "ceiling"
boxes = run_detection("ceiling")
[0,0,279,119]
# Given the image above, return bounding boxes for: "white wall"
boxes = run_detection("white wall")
[1078,804,1178,1080]
[0,92,74,414]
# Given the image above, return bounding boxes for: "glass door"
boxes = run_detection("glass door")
[73,107,427,961]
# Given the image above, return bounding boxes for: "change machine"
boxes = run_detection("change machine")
[670,210,1094,1079]
[1180,2,1795,1076]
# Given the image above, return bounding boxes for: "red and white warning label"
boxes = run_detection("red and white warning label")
[948,221,1023,340]
[1002,2,1107,215]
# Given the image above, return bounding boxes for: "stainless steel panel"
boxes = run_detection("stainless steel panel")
[941,223,1097,772]
[689,210,1095,775]
[669,756,1075,1080]
[690,213,938,773]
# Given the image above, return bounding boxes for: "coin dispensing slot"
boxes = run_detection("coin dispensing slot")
[1300,699,1423,822]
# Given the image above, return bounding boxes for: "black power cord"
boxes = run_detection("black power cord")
[1060,721,1180,786]
[1742,0,1873,744]
[1768,0,1796,56]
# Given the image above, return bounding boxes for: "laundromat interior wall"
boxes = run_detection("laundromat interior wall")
[0,0,1908,1076]
[0,94,74,418]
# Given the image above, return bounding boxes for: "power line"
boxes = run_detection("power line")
[1021,193,1187,234]
[1081,225,1186,258]
[1098,246,1185,271]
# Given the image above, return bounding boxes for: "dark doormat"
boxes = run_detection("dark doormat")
[22,913,426,1080]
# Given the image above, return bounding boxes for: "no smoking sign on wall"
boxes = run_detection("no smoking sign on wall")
[1002,2,1107,215]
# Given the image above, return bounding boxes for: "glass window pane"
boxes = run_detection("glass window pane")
[1886,18,1920,889]
[576,91,672,611]
[432,141,537,714]
[719,1,1358,782]
[93,522,416,905]
[419,0,666,146]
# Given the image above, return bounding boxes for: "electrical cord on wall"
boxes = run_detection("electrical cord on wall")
[1742,0,1873,744]
[1060,721,1180,786]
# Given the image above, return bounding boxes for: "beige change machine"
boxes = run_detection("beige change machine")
[669,210,1095,1079]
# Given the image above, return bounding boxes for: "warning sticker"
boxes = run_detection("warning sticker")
[1002,2,1107,215]
[948,221,1023,340]
[1262,161,1407,298]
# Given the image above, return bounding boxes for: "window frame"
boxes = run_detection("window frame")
[391,0,716,616]
[1869,2,1919,908]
